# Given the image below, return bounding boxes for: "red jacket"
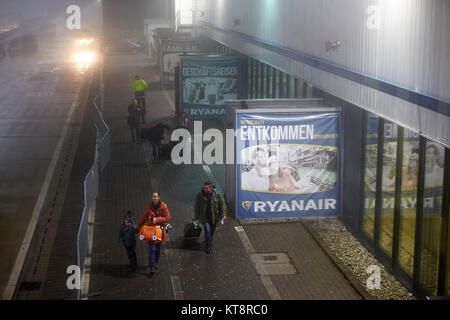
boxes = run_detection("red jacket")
[137,201,171,242]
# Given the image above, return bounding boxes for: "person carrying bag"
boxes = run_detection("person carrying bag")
[136,192,171,275]
[193,181,227,254]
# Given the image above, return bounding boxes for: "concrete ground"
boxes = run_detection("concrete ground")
[0,34,93,299]
[84,52,363,300]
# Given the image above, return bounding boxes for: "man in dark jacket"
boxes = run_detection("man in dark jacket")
[127,99,142,144]
[148,123,170,160]
[119,217,138,270]
[194,181,227,254]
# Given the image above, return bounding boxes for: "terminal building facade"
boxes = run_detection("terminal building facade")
[186,0,450,297]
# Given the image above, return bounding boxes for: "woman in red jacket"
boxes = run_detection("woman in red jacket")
[136,192,171,275]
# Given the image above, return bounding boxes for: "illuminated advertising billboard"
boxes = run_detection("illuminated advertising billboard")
[236,111,341,219]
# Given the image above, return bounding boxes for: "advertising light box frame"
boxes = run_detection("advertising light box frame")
[225,100,343,221]
[180,55,239,119]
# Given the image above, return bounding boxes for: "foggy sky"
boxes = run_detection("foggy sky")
[0,0,173,39]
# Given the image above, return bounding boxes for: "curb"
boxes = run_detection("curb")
[301,219,376,300]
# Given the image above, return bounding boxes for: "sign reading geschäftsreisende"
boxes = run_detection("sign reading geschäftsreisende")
[236,112,341,219]
[180,55,239,119]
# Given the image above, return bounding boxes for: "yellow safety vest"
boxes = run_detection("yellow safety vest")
[132,79,148,91]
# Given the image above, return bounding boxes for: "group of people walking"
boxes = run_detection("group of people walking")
[120,75,227,276]
[118,192,170,274]
[126,75,191,161]
[118,183,227,276]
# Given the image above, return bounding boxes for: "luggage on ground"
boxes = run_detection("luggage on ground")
[184,222,202,238]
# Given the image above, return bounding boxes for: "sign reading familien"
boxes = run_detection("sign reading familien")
[161,38,222,84]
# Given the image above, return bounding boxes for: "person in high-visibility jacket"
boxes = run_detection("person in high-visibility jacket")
[132,75,149,123]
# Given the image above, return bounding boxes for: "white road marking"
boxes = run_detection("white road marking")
[234,226,255,253]
[162,87,175,111]
[260,276,282,300]
[234,226,282,300]
[170,275,184,300]
[163,241,173,258]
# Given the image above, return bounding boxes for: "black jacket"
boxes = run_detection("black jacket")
[119,224,138,247]
[127,104,142,127]
[148,123,165,142]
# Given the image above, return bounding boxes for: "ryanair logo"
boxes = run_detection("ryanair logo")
[241,201,252,211]
[240,199,337,212]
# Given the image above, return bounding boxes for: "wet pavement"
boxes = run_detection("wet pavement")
[0,35,93,299]
[7,49,366,300]
[84,52,362,300]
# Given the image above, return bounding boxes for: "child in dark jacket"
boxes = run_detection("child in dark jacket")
[119,215,138,270]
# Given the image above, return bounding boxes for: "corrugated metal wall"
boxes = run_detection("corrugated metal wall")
[195,0,450,146]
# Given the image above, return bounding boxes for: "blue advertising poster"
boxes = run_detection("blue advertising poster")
[161,38,222,84]
[181,55,239,119]
[236,112,341,219]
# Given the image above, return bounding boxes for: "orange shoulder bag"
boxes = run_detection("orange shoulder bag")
[139,225,162,243]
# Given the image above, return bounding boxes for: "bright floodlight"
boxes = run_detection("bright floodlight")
[73,51,95,71]
[74,38,94,45]
[75,51,94,63]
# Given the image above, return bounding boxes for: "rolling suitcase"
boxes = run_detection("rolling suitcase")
[184,222,202,239]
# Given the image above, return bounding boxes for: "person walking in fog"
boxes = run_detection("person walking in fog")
[136,192,171,275]
[194,181,227,254]
[118,216,138,271]
[148,123,170,160]
[132,75,148,123]
[127,99,142,144]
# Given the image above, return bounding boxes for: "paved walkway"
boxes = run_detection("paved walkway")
[85,52,363,300]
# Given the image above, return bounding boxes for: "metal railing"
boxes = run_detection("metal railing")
[76,68,110,300]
